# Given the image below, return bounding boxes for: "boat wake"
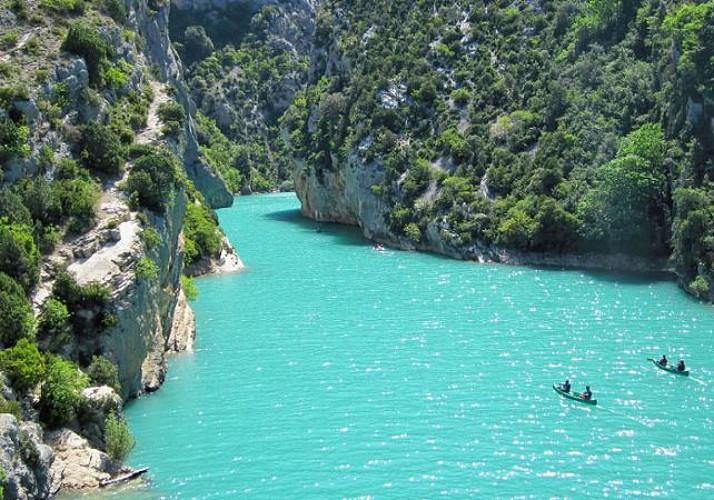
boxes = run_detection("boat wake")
[596,406,655,427]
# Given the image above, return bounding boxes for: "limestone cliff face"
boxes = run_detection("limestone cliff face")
[1,0,236,495]
[136,0,233,208]
[294,153,390,239]
[294,156,667,273]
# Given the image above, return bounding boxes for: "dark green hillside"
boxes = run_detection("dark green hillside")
[283,0,714,297]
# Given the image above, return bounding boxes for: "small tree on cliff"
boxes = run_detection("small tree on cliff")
[104,412,135,462]
[39,356,88,428]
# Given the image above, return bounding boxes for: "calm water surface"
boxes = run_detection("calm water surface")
[113,193,714,497]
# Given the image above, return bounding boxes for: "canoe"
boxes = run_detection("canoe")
[553,384,597,405]
[648,358,689,376]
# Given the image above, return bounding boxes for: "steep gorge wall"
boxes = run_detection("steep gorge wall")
[0,0,236,495]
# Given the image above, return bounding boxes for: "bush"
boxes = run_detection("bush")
[158,101,185,138]
[104,0,128,25]
[0,339,45,393]
[40,0,84,14]
[37,298,73,352]
[139,227,161,248]
[78,123,125,175]
[39,356,88,428]
[183,202,222,265]
[61,23,110,86]
[126,150,183,213]
[0,116,30,161]
[104,412,135,462]
[0,273,34,348]
[157,101,185,123]
[60,177,100,233]
[0,222,39,294]
[0,396,23,420]
[135,256,159,282]
[87,355,120,392]
[181,275,198,300]
[51,272,114,335]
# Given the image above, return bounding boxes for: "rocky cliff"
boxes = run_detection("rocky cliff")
[0,0,237,496]
[287,1,714,285]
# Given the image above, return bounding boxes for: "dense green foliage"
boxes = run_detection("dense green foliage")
[86,355,120,392]
[183,200,222,266]
[0,272,34,347]
[0,339,46,393]
[126,149,183,213]
[103,412,135,462]
[61,23,111,86]
[171,5,309,192]
[0,221,40,294]
[78,123,125,175]
[0,115,30,161]
[157,100,186,137]
[37,298,73,353]
[279,0,714,294]
[39,356,88,428]
[51,271,114,339]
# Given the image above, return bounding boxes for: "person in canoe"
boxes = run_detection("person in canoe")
[559,379,571,393]
[581,386,592,400]
[658,354,667,366]
[677,359,686,372]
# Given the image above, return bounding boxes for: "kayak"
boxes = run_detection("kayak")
[553,384,597,405]
[649,358,689,376]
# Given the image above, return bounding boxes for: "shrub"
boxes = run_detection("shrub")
[139,227,161,249]
[0,222,40,294]
[181,275,198,300]
[103,66,129,90]
[158,101,185,138]
[404,222,422,242]
[183,202,222,265]
[39,356,88,428]
[0,116,30,161]
[104,0,128,25]
[135,256,159,282]
[0,339,45,393]
[86,355,120,392]
[51,272,114,335]
[37,298,73,352]
[40,0,84,14]
[0,396,23,420]
[689,275,709,298]
[126,150,182,213]
[61,23,110,86]
[157,101,185,124]
[104,412,135,462]
[78,123,125,175]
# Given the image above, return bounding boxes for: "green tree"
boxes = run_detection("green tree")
[0,221,40,293]
[0,272,34,346]
[39,356,88,428]
[61,23,110,86]
[0,339,46,393]
[78,123,125,175]
[126,150,183,213]
[86,355,120,392]
[37,298,73,352]
[104,412,135,462]
[183,202,222,265]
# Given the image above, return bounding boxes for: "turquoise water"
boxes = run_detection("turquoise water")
[121,193,714,498]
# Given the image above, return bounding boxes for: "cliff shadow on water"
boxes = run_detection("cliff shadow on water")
[263,208,373,249]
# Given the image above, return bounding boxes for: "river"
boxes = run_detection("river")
[104,193,714,497]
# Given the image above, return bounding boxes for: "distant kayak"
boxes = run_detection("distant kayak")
[648,358,689,376]
[553,384,597,405]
